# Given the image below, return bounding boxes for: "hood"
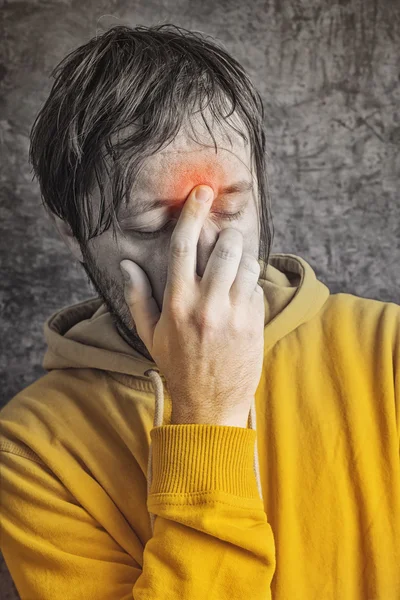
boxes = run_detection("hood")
[42,253,330,533]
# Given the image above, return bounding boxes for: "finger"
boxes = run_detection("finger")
[164,185,214,305]
[200,228,244,301]
[120,260,161,352]
[229,253,261,305]
[251,283,266,321]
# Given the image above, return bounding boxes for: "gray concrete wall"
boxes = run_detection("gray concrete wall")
[1,2,399,597]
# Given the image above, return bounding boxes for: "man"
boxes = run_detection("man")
[1,23,399,600]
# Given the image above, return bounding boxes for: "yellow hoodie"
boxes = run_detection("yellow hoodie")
[1,252,400,600]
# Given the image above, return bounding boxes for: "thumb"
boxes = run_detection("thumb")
[120,260,161,352]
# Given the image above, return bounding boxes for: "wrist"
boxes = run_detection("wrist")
[170,411,249,428]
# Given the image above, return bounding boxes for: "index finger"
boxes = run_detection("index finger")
[165,184,214,301]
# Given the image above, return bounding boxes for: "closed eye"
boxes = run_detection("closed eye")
[128,207,246,240]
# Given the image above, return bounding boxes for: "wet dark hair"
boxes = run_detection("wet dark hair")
[29,23,274,278]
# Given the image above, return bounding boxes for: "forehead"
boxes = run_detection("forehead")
[95,111,255,226]
[133,112,252,195]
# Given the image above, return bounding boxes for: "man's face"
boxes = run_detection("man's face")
[80,114,261,362]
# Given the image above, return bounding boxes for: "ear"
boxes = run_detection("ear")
[49,212,84,263]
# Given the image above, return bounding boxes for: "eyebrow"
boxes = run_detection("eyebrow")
[118,179,254,219]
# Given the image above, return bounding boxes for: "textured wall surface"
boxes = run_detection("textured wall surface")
[1,1,399,598]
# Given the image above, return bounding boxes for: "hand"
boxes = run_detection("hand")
[120,184,265,427]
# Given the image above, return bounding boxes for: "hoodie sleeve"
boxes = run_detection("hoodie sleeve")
[0,424,276,600]
[395,322,400,455]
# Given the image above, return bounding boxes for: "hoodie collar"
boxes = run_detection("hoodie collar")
[42,253,330,388]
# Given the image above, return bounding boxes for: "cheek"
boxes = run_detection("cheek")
[118,236,170,271]
[240,205,260,252]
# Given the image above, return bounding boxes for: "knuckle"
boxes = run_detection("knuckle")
[229,313,246,333]
[197,304,219,330]
[216,231,243,262]
[215,245,240,262]
[241,253,261,275]
[170,235,192,258]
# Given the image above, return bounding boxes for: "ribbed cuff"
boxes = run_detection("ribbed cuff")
[149,424,259,499]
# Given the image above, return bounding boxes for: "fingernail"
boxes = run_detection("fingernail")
[195,186,212,203]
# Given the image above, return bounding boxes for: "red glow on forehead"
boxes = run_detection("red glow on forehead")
[158,154,226,198]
